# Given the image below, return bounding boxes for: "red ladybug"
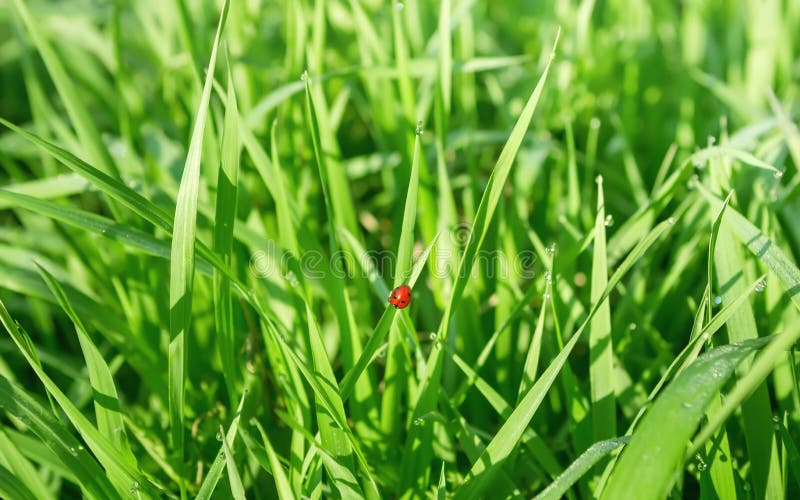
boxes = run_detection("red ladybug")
[388,284,412,309]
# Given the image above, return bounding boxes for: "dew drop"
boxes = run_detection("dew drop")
[544,270,552,283]
[216,431,223,441]
[774,169,784,179]
[595,175,603,185]
[415,120,424,136]
[546,243,557,255]
[697,460,708,472]
[429,332,437,341]
[713,296,722,306]
[413,417,424,426]
[300,71,307,81]
[129,481,140,495]
[681,402,692,409]
[395,1,405,10]
[707,136,716,145]
[755,279,767,292]
[604,214,614,227]
[543,292,551,300]
[628,323,637,331]
[69,447,79,456]
[667,217,676,225]
[772,414,780,423]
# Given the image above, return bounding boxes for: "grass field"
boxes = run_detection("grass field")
[1,0,800,498]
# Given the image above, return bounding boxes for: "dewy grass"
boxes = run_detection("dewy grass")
[1,0,799,498]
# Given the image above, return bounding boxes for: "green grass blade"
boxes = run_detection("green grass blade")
[534,437,630,500]
[0,427,55,500]
[600,337,770,499]
[168,0,228,461]
[249,420,295,500]
[453,218,675,500]
[0,463,38,500]
[589,176,615,441]
[220,425,246,500]
[11,0,117,177]
[0,301,157,497]
[401,30,561,493]
[213,59,241,402]
[35,263,137,468]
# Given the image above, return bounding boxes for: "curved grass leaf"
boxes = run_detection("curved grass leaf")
[534,437,630,500]
[601,337,770,499]
[0,301,157,497]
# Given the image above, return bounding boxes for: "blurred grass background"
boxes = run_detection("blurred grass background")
[0,0,799,498]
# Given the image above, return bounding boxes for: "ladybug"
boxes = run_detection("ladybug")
[388,284,412,309]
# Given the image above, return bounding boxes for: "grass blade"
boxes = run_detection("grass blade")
[600,337,770,499]
[167,0,228,462]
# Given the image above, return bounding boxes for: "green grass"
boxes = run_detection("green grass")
[1,0,799,498]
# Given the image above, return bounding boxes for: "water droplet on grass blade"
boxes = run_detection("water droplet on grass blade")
[415,120,424,135]
[713,296,722,306]
[755,279,767,292]
[604,214,614,226]
[546,243,557,255]
[395,2,405,10]
[774,169,784,179]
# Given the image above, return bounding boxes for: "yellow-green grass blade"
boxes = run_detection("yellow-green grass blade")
[534,437,630,500]
[589,176,615,442]
[600,337,770,500]
[35,264,137,468]
[400,30,561,494]
[11,0,117,178]
[0,301,157,497]
[213,60,241,403]
[0,172,91,208]
[220,425,246,500]
[167,0,228,461]
[452,218,674,500]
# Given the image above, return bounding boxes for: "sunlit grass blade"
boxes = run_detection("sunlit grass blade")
[601,337,771,499]
[589,176,615,442]
[167,0,229,465]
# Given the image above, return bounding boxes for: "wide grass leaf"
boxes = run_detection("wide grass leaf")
[601,337,770,499]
